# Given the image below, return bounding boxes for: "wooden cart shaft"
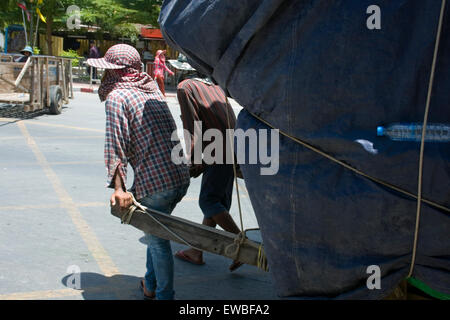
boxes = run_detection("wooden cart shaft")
[111,205,268,270]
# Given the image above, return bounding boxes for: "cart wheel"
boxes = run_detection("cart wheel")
[49,85,63,115]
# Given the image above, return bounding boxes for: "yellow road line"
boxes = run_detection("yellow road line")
[0,197,204,212]
[0,135,103,141]
[0,281,136,300]
[0,136,27,141]
[0,160,104,167]
[23,121,104,133]
[0,117,19,123]
[0,118,104,133]
[17,122,119,277]
[77,202,107,208]
[49,160,104,166]
[0,288,82,300]
[0,202,106,211]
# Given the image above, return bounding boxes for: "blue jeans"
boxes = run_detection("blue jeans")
[139,184,189,300]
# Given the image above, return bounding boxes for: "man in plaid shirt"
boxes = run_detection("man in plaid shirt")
[87,44,190,300]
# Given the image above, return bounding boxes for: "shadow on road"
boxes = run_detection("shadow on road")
[61,272,144,300]
[0,103,69,127]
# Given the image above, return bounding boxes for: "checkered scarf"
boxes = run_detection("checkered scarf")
[98,44,158,102]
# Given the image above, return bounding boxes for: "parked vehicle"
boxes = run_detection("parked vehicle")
[0,53,73,114]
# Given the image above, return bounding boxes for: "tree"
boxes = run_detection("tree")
[115,0,162,27]
[38,0,94,56]
[80,0,162,42]
[0,0,86,55]
[0,1,24,29]
[37,0,65,56]
[1,0,162,55]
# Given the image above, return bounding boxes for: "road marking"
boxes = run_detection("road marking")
[0,118,104,133]
[0,136,28,141]
[0,288,82,300]
[17,122,119,277]
[0,160,104,167]
[49,160,104,166]
[0,117,19,123]
[0,197,219,212]
[0,198,219,212]
[0,135,103,141]
[0,282,135,300]
[0,202,107,211]
[49,160,104,165]
[22,120,104,133]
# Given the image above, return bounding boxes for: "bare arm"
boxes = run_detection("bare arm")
[110,167,132,210]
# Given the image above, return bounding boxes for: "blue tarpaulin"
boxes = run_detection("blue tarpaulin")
[159,0,450,299]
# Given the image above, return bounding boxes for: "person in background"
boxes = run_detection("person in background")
[88,40,100,79]
[16,46,33,63]
[153,49,174,96]
[86,44,190,300]
[174,76,243,272]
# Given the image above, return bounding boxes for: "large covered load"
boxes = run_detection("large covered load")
[159,0,450,299]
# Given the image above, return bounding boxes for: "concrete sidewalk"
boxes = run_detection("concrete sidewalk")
[72,82,99,94]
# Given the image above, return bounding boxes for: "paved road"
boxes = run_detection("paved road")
[0,90,277,300]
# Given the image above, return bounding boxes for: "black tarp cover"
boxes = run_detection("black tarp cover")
[159,0,450,299]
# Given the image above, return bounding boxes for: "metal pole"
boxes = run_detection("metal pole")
[4,26,9,53]
[33,14,40,49]
[29,6,33,48]
[90,64,93,84]
[21,9,29,46]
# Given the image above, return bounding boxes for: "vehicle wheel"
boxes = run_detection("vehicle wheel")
[49,85,63,115]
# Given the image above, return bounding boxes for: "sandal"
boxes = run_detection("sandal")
[229,260,244,272]
[140,279,156,300]
[175,250,205,265]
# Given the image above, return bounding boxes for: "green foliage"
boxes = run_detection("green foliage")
[1,0,162,41]
[115,0,162,27]
[33,47,40,55]
[80,0,162,40]
[114,23,140,43]
[60,49,82,66]
[0,0,23,29]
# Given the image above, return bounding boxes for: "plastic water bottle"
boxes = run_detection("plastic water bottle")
[377,123,450,142]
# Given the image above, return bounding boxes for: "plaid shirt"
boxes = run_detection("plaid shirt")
[105,88,190,200]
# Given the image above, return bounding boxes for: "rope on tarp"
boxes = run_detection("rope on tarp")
[408,0,447,279]
[225,105,245,232]
[225,94,269,272]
